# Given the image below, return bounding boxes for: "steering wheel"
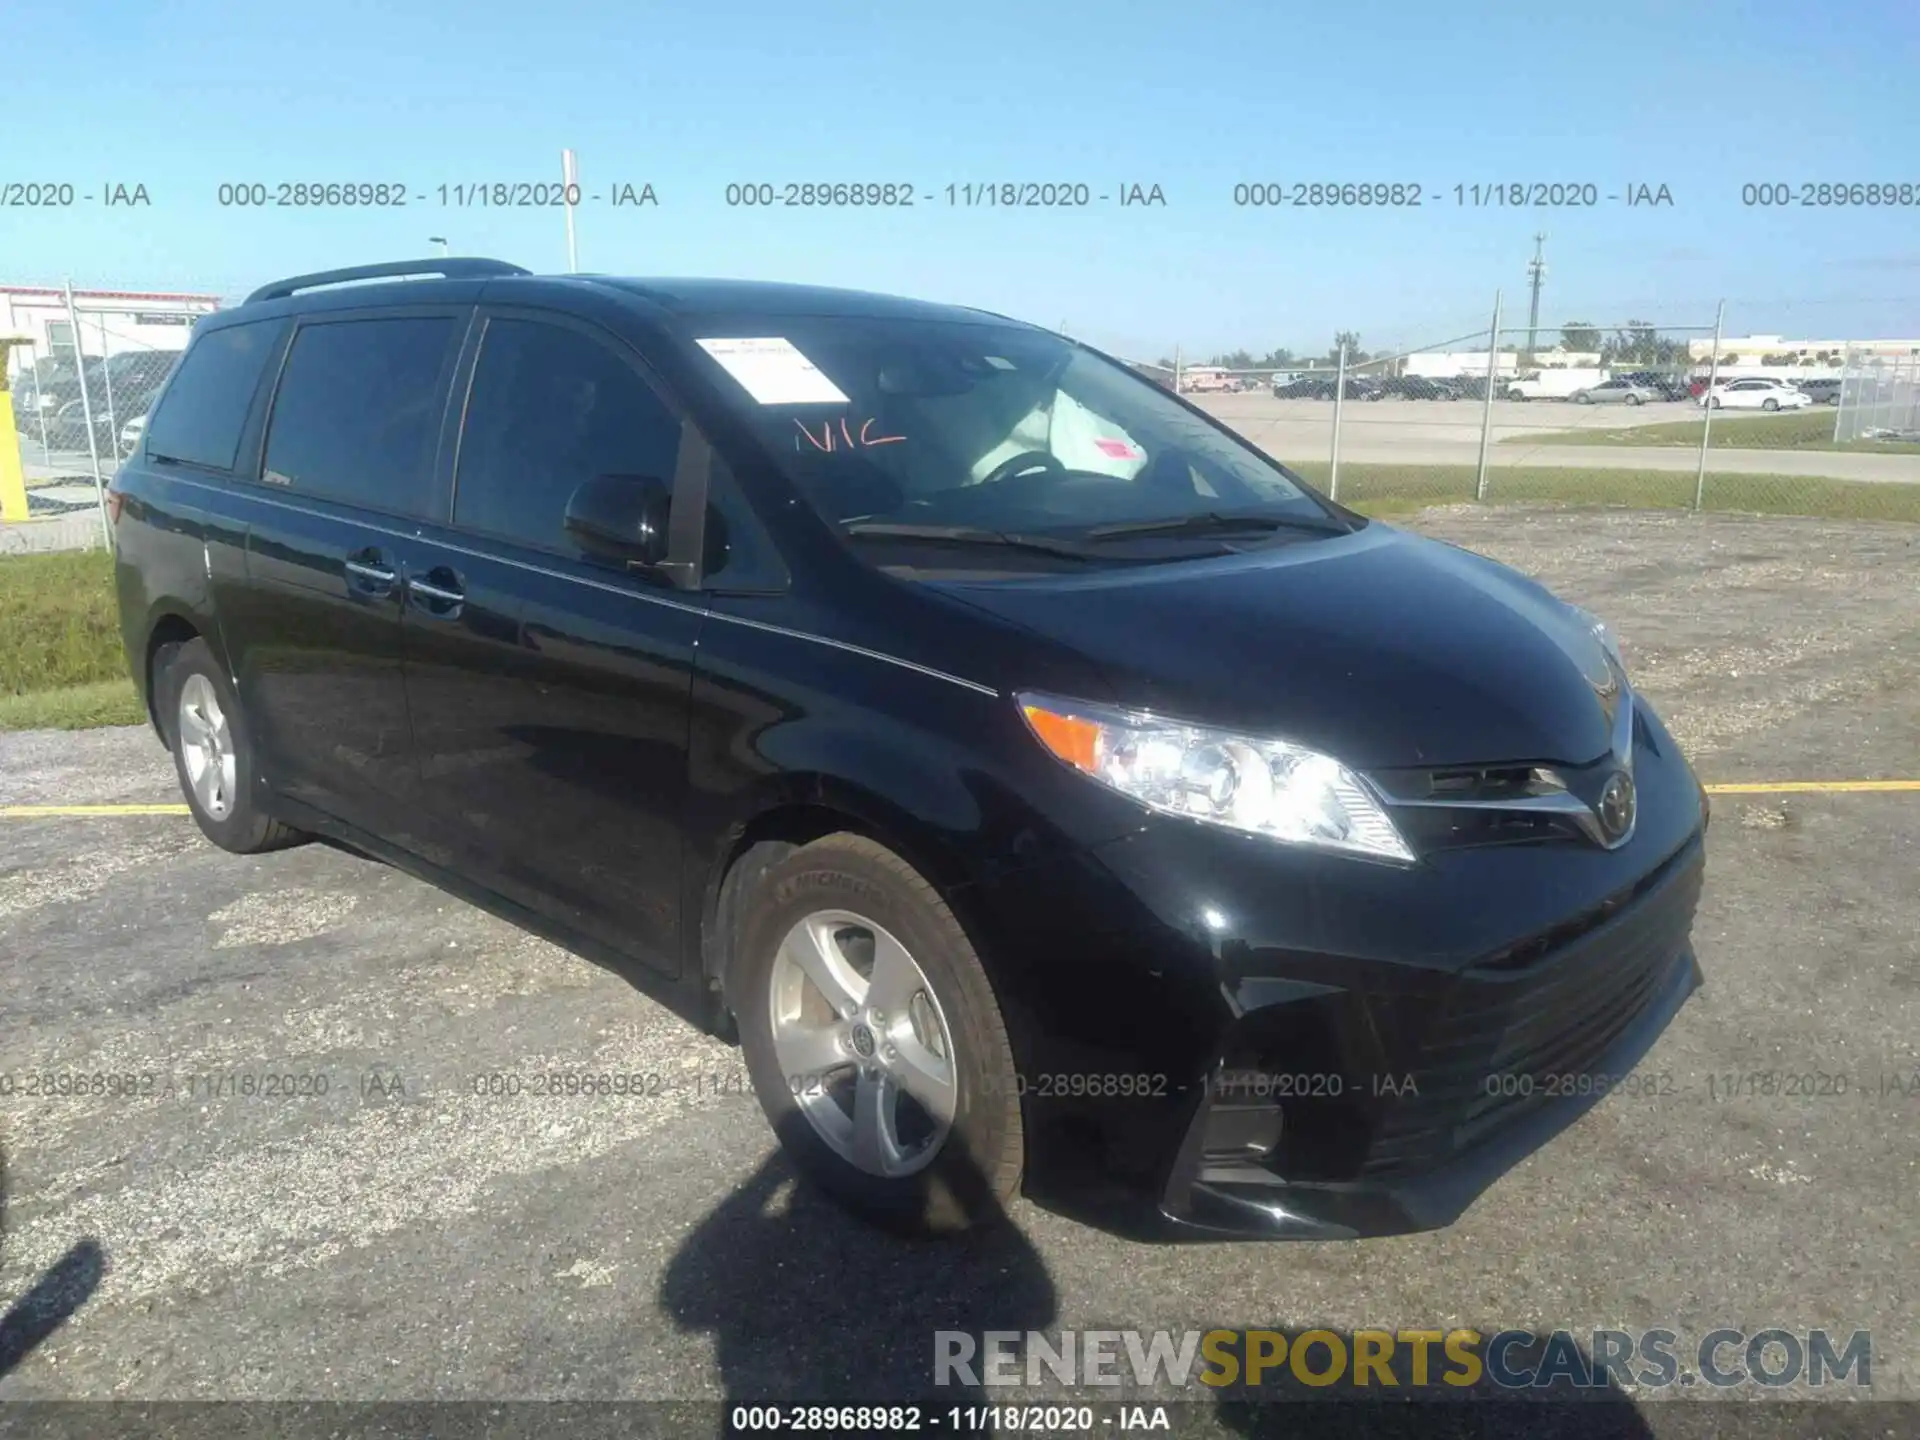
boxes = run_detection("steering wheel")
[976,450,1066,489]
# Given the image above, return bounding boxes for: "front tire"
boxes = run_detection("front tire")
[1762,398,1779,411]
[732,834,1023,1237]
[158,637,306,854]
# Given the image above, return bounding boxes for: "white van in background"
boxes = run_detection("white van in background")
[1504,368,1607,401]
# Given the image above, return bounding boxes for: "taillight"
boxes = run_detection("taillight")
[105,485,126,524]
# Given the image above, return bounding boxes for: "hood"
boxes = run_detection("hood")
[929,525,1619,771]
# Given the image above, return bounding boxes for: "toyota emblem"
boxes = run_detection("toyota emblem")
[1597,771,1636,842]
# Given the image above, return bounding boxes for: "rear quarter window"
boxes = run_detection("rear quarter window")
[144,319,287,471]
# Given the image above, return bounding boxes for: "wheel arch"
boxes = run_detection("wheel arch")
[696,779,1021,1047]
[141,609,204,743]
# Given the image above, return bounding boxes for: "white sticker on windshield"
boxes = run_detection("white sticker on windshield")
[696,337,850,405]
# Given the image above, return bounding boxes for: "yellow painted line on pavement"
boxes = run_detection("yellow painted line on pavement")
[1703,781,1920,795]
[1,782,1918,820]
[1,803,192,817]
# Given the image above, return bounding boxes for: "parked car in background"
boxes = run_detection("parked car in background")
[1794,378,1842,405]
[1273,374,1385,401]
[111,256,1708,1242]
[10,356,103,439]
[1569,377,1663,407]
[1700,378,1812,411]
[36,350,185,452]
[1272,375,1333,399]
[1616,371,1692,402]
[1450,374,1507,401]
[1383,375,1461,400]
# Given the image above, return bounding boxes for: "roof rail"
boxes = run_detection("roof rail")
[243,258,532,305]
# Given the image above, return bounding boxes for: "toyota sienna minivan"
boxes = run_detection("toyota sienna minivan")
[112,258,1708,1240]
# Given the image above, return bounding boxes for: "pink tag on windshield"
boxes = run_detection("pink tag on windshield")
[1094,438,1140,459]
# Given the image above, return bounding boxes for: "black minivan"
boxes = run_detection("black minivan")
[112,258,1708,1240]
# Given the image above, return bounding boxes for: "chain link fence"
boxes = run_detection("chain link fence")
[6,296,204,548]
[1126,302,1920,524]
[1835,352,1920,444]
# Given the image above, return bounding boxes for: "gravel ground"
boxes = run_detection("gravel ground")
[1,505,1917,1435]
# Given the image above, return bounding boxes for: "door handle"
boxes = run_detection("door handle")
[344,549,397,596]
[406,567,465,618]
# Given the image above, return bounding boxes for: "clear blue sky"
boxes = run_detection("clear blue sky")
[11,0,1919,359]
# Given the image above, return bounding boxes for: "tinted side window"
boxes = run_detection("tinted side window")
[145,320,285,471]
[262,317,458,515]
[452,318,681,552]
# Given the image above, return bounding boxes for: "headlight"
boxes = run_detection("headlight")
[1567,603,1624,672]
[1017,692,1414,863]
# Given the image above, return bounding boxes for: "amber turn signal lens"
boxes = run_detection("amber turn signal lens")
[1021,703,1102,774]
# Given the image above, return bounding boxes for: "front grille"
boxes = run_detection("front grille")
[1363,836,1703,1175]
[1375,764,1568,804]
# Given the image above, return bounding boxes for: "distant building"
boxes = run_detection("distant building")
[1,285,221,378]
[1688,334,1920,364]
[1401,346,1604,379]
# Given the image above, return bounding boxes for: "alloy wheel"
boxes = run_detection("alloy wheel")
[176,672,237,820]
[768,909,959,1177]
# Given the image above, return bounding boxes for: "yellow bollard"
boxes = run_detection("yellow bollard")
[0,338,33,523]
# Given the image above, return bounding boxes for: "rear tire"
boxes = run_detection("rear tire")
[731,834,1023,1237]
[1627,394,1643,407]
[158,637,306,854]
[1762,398,1779,411]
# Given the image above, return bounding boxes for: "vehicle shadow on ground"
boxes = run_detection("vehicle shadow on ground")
[0,1147,109,1383]
[662,1140,1663,1440]
[659,1143,1058,1438]
[1206,1333,1659,1439]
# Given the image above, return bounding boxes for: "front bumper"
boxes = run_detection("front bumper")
[974,700,1709,1240]
[1163,839,1703,1239]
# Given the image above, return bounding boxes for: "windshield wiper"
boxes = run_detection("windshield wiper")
[1082,510,1351,541]
[841,521,1100,560]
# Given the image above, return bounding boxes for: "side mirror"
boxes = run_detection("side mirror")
[564,473,672,568]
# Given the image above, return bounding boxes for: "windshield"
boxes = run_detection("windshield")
[686,316,1341,560]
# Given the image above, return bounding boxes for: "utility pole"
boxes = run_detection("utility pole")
[1524,232,1547,363]
[562,148,580,273]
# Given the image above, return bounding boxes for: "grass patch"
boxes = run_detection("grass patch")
[0,547,127,693]
[0,547,141,730]
[1296,463,1920,523]
[0,677,144,730]
[1500,409,1920,453]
